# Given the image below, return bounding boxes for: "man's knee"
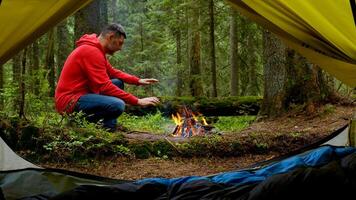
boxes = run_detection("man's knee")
[110,99,125,115]
[111,79,124,90]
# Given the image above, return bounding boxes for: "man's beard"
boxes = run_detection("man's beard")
[106,44,117,55]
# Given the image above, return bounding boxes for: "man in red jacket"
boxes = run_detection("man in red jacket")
[55,23,159,132]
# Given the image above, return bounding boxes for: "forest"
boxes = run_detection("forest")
[0,0,355,179]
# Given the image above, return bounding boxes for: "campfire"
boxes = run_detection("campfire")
[171,107,214,137]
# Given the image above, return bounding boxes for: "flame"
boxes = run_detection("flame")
[171,108,210,137]
[202,117,208,125]
[172,113,183,125]
[192,113,198,122]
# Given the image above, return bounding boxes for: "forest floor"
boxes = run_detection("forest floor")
[40,104,355,180]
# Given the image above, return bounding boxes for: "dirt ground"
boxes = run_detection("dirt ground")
[41,104,355,180]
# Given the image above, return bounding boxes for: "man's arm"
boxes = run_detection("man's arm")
[107,62,159,86]
[106,62,141,85]
[82,49,139,105]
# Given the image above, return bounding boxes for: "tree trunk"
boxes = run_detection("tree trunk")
[239,18,249,96]
[260,30,286,117]
[12,53,22,112]
[0,64,3,108]
[56,20,70,79]
[31,40,40,95]
[110,0,118,22]
[12,54,21,84]
[19,48,27,119]
[230,8,239,96]
[189,1,204,97]
[185,0,190,96]
[317,66,338,102]
[208,0,217,97]
[74,0,101,42]
[247,30,260,96]
[175,28,183,96]
[46,29,55,97]
[0,64,3,91]
[100,0,108,27]
[285,49,333,113]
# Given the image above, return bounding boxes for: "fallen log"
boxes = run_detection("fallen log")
[125,96,262,116]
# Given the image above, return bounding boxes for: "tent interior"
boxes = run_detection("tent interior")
[0,0,355,199]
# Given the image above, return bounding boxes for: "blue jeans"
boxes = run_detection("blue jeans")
[74,79,125,131]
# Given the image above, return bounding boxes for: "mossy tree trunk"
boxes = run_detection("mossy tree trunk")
[260,30,286,117]
[31,40,40,95]
[110,0,118,22]
[74,0,101,42]
[189,0,204,97]
[208,0,217,97]
[46,29,55,97]
[175,23,183,97]
[285,49,337,113]
[0,64,3,108]
[229,8,239,96]
[12,54,21,85]
[261,33,338,118]
[100,0,108,27]
[246,27,260,96]
[12,52,22,112]
[125,96,261,116]
[19,48,27,119]
[56,20,70,79]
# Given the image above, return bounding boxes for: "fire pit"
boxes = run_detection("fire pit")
[171,106,215,137]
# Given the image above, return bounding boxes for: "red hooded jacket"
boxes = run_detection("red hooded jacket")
[55,34,140,114]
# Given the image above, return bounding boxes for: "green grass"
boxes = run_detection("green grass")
[214,116,256,132]
[118,112,172,134]
[118,112,256,133]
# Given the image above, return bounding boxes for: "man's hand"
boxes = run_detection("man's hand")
[137,97,160,106]
[138,78,159,85]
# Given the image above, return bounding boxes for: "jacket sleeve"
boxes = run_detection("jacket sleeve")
[81,48,139,105]
[107,62,141,85]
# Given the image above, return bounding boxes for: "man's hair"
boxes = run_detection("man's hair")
[101,23,127,39]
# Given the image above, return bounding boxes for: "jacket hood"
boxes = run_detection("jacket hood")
[75,34,105,53]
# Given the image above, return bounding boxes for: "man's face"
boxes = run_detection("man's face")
[106,34,125,55]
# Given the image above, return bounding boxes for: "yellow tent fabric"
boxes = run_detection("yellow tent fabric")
[0,0,92,66]
[0,0,355,86]
[228,0,356,87]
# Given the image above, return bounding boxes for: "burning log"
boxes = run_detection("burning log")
[171,106,215,137]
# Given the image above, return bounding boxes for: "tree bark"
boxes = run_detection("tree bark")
[100,0,108,27]
[208,0,217,97]
[247,29,260,96]
[189,1,204,97]
[46,29,55,97]
[31,40,40,95]
[56,20,70,79]
[19,48,27,119]
[12,54,21,84]
[110,0,118,22]
[239,18,249,96]
[175,28,183,96]
[260,30,286,117]
[0,64,3,91]
[230,8,239,96]
[12,52,22,112]
[0,64,3,108]
[74,0,101,42]
[185,0,190,96]
[285,49,333,113]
